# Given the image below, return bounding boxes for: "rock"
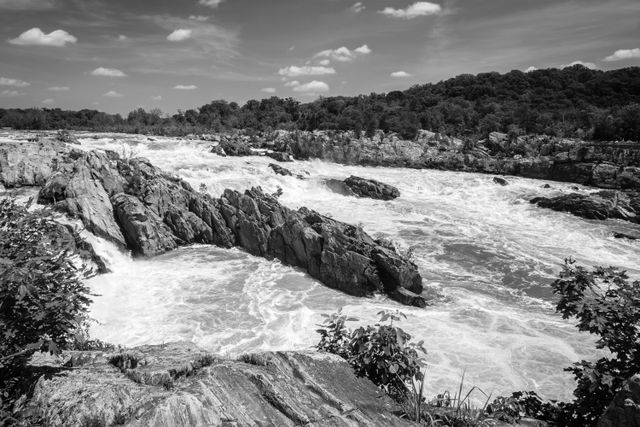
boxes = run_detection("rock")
[56,130,80,145]
[209,143,226,156]
[344,176,400,200]
[613,232,639,240]
[25,342,414,427]
[598,375,640,427]
[493,176,509,186]
[217,139,253,156]
[542,184,552,189]
[266,151,293,162]
[0,140,65,188]
[268,163,293,176]
[531,191,639,223]
[592,163,620,188]
[324,178,357,197]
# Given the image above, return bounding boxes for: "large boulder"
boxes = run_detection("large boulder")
[344,176,400,200]
[0,140,65,187]
[26,342,415,427]
[530,190,639,223]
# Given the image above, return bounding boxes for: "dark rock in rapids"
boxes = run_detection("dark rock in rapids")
[530,190,639,223]
[493,176,509,186]
[344,175,400,200]
[268,163,293,176]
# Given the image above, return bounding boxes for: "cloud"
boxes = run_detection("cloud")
[525,66,537,73]
[103,90,123,97]
[152,95,162,101]
[379,2,442,19]
[560,60,597,70]
[117,35,128,41]
[291,80,329,93]
[48,86,69,91]
[314,45,371,62]
[199,0,223,8]
[8,27,77,47]
[41,98,54,105]
[284,80,299,87]
[0,77,30,87]
[261,87,276,93]
[1,89,24,96]
[174,84,198,90]
[350,2,365,13]
[91,67,127,77]
[278,65,336,77]
[391,71,411,77]
[167,29,193,42]
[318,59,330,66]
[0,0,55,10]
[604,48,640,62]
[189,15,209,21]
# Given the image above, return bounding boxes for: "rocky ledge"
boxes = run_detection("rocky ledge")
[530,190,640,223]
[0,139,427,306]
[25,342,414,427]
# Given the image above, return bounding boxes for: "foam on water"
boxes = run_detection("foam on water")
[82,134,640,401]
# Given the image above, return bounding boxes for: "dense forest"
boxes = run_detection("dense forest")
[1,65,639,141]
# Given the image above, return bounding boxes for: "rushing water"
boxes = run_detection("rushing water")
[76,134,640,402]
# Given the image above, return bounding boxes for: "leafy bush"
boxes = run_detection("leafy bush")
[316,309,425,400]
[0,199,93,418]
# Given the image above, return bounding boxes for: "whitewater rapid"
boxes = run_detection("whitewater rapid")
[80,134,640,402]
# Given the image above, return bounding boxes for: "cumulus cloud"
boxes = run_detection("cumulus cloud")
[0,77,30,87]
[91,67,126,77]
[174,84,198,90]
[314,45,371,62]
[103,90,123,97]
[261,87,276,93]
[278,65,336,77]
[199,0,223,8]
[189,15,209,21]
[525,66,537,73]
[391,71,411,77]
[379,2,442,19]
[291,80,329,93]
[152,95,162,101]
[350,2,365,13]
[41,98,54,105]
[48,86,69,91]
[560,60,597,69]
[9,27,77,47]
[604,48,640,62]
[167,29,192,42]
[318,59,331,66]
[1,89,24,97]
[284,80,299,87]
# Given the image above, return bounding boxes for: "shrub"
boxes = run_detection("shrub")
[316,309,426,400]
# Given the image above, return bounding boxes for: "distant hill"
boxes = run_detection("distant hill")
[1,65,639,141]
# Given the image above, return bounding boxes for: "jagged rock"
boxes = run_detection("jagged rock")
[493,176,509,186]
[324,179,357,197]
[344,176,400,200]
[56,130,80,145]
[266,151,293,162]
[531,191,639,223]
[217,139,253,156]
[25,342,415,427]
[269,163,293,176]
[598,375,640,427]
[0,140,65,187]
[613,232,639,240]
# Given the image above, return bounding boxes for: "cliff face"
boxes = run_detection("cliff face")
[26,342,416,427]
[0,138,426,307]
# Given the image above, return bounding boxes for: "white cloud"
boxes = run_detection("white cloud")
[0,77,30,87]
[318,59,331,66]
[261,87,276,93]
[167,28,192,42]
[9,27,77,47]
[91,67,127,77]
[0,0,55,10]
[525,66,537,73]
[379,2,442,19]
[1,89,24,97]
[48,86,69,91]
[391,71,411,78]
[199,0,223,8]
[174,84,198,90]
[315,45,371,62]
[604,48,640,62]
[278,65,336,77]
[189,15,209,21]
[41,98,54,104]
[152,95,162,101]
[103,90,123,97]
[284,80,299,87]
[350,2,365,13]
[560,60,597,70]
[292,80,329,93]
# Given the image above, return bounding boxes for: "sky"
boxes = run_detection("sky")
[0,0,639,115]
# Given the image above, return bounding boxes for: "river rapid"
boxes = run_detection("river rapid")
[77,133,640,402]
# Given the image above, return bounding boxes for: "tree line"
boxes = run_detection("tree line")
[1,65,639,141]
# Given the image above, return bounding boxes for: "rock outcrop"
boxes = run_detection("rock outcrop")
[344,176,400,200]
[0,139,427,306]
[598,375,640,427]
[269,163,293,177]
[26,342,415,427]
[530,191,640,223]
[266,151,293,162]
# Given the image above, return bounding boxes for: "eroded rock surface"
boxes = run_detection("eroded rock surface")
[530,191,640,223]
[344,176,400,200]
[28,342,415,427]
